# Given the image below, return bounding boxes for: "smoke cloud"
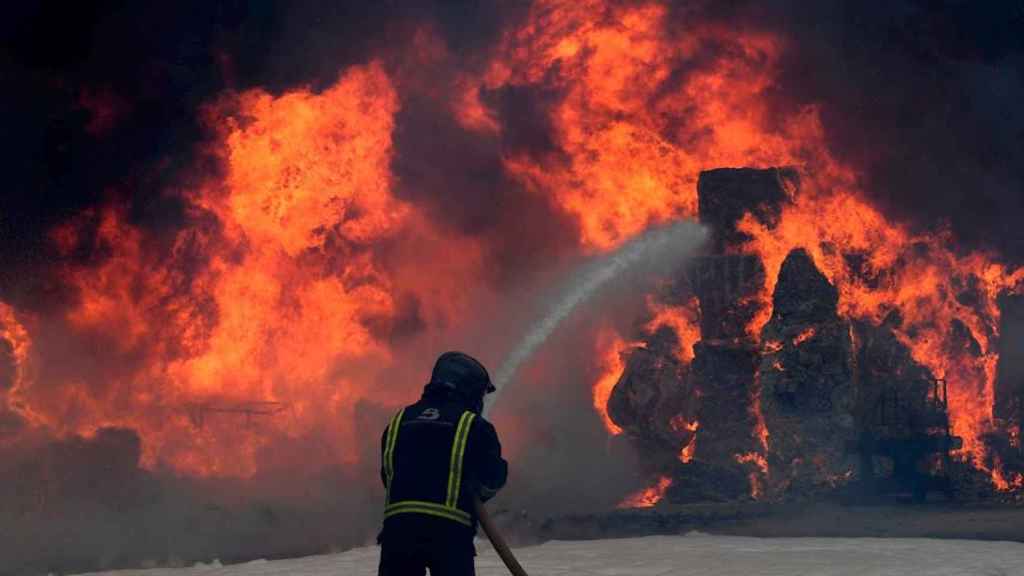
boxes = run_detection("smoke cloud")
[678,0,1024,261]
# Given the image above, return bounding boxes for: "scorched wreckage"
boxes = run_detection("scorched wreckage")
[604,167,1023,506]
[3,0,1024,572]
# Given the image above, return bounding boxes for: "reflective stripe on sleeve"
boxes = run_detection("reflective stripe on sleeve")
[383,408,405,503]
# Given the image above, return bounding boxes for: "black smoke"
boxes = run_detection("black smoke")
[1,0,539,308]
[680,0,1024,262]
[9,1,1021,300]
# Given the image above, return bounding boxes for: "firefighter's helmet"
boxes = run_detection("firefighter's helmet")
[429,351,496,399]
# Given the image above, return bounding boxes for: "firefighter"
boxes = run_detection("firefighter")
[378,351,508,576]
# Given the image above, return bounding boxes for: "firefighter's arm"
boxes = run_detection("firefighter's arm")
[471,418,508,502]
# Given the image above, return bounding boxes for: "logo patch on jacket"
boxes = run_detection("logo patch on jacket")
[416,408,441,421]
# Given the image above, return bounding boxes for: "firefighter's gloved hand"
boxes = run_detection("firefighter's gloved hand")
[478,483,500,503]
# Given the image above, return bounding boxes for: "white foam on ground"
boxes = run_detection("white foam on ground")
[76,533,1024,575]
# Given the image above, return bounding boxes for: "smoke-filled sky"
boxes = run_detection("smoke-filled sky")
[4,1,1024,299]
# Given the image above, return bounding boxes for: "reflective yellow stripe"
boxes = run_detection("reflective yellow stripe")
[386,500,471,521]
[445,412,469,506]
[383,408,404,503]
[447,411,475,508]
[385,500,471,526]
[383,409,475,528]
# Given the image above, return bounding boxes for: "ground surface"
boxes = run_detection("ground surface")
[532,501,1024,543]
[78,533,1024,576]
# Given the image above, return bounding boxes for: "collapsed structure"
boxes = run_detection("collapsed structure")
[607,167,1023,503]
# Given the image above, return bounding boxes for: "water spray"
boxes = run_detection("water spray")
[477,220,705,575]
[485,220,707,415]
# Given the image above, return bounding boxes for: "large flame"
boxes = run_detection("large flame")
[592,329,631,436]
[1,0,1020,493]
[737,186,1024,483]
[485,0,1024,488]
[468,0,814,251]
[0,303,34,431]
[10,64,485,476]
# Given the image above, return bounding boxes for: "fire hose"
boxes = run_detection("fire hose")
[473,496,529,576]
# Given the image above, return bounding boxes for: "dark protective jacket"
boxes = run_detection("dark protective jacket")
[379,388,508,547]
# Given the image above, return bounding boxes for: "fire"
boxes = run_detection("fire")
[792,327,816,346]
[0,304,29,380]
[735,452,769,499]
[4,0,1020,493]
[11,63,486,477]
[737,183,1024,484]
[750,372,770,452]
[732,371,771,498]
[592,329,632,436]
[474,0,812,251]
[679,437,697,464]
[991,455,1024,491]
[0,303,35,429]
[618,475,673,508]
[644,296,700,363]
[670,416,699,463]
[670,415,699,434]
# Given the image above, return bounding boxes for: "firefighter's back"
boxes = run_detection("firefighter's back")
[383,397,478,543]
[378,352,507,576]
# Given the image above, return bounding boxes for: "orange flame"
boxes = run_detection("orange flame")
[17,63,486,477]
[735,452,769,499]
[738,184,1024,484]
[618,475,673,508]
[644,296,701,363]
[592,329,634,436]
[992,455,1024,491]
[4,0,1020,491]
[475,0,813,252]
[751,372,770,453]
[0,303,36,429]
[670,416,699,463]
[792,327,816,346]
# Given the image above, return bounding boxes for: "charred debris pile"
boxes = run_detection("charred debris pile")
[605,168,1024,505]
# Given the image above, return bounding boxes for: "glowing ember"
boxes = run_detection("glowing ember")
[792,327,816,346]
[680,435,698,464]
[735,452,769,499]
[669,416,699,463]
[751,373,770,453]
[618,475,673,508]
[670,415,699,434]
[991,455,1024,491]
